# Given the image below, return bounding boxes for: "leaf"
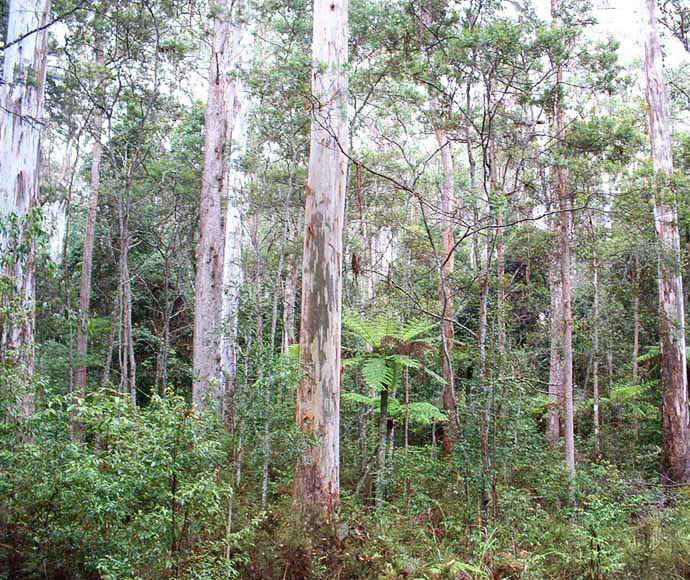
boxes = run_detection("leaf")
[386,354,421,370]
[361,357,394,392]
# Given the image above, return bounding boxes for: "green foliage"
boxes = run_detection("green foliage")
[0,388,259,579]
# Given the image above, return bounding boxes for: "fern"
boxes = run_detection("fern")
[343,393,447,426]
[362,357,394,392]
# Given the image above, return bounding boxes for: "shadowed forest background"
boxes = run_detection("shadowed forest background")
[3,0,690,578]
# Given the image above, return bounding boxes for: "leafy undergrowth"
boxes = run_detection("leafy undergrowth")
[2,388,690,579]
[243,450,690,580]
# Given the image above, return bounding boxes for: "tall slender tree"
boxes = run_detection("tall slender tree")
[643,0,690,484]
[551,0,575,482]
[293,0,349,523]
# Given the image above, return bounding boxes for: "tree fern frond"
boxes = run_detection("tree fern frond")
[387,354,421,370]
[399,319,436,343]
[362,357,393,392]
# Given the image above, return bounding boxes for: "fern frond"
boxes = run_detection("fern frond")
[361,357,394,392]
[423,367,446,385]
[399,319,436,343]
[387,354,421,370]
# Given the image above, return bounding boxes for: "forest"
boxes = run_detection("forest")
[3,0,690,578]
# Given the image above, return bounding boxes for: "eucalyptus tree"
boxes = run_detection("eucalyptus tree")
[193,0,248,416]
[0,0,51,397]
[643,0,690,484]
[293,0,348,523]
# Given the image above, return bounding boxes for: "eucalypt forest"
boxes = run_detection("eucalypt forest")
[3,0,690,578]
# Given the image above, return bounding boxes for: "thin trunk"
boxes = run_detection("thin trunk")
[632,253,640,384]
[293,0,348,523]
[497,215,506,362]
[75,33,105,395]
[552,0,576,483]
[644,0,690,484]
[434,121,458,458]
[592,244,601,456]
[376,387,388,510]
[404,367,410,450]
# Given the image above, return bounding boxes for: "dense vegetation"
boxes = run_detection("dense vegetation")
[4,0,690,578]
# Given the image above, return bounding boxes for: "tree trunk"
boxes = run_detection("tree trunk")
[376,387,388,511]
[551,0,576,483]
[75,33,106,396]
[293,0,348,524]
[644,0,690,484]
[632,252,640,384]
[434,122,458,458]
[592,240,601,456]
[193,0,244,412]
[0,0,51,393]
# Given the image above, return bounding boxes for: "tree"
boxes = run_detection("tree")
[293,0,348,523]
[193,0,245,413]
[550,0,576,483]
[643,0,690,485]
[0,0,51,395]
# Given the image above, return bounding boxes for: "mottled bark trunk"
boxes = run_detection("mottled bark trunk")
[293,0,348,523]
[75,35,106,395]
[0,0,51,393]
[194,0,245,413]
[644,0,690,484]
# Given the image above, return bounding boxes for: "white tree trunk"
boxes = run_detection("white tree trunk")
[193,0,244,412]
[293,0,348,523]
[644,0,690,484]
[0,0,51,388]
[220,8,250,426]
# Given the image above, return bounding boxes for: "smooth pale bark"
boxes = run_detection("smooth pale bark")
[193,0,243,412]
[547,257,562,447]
[552,0,575,482]
[293,0,348,522]
[644,0,690,484]
[0,0,51,390]
[75,34,106,395]
[220,6,250,426]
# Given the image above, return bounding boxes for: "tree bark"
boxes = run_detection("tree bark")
[75,32,106,396]
[632,252,640,384]
[293,0,348,524]
[552,0,575,482]
[434,122,459,458]
[547,257,562,447]
[0,0,51,393]
[193,0,243,413]
[644,0,690,484]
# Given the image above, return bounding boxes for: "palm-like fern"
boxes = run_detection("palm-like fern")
[343,312,445,396]
[342,312,446,507]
